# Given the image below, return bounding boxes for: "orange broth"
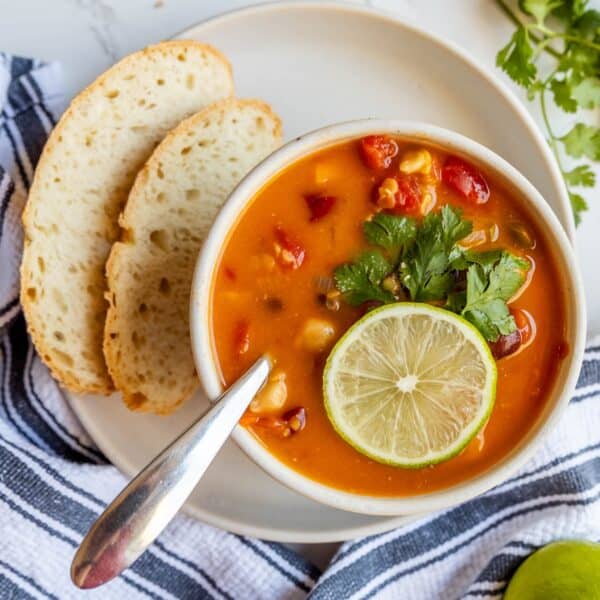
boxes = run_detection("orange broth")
[210,137,567,496]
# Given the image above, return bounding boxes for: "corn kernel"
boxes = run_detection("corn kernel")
[399,149,432,175]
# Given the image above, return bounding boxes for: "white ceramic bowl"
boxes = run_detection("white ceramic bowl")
[190,120,586,516]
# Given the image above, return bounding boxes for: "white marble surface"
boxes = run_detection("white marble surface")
[0,0,598,569]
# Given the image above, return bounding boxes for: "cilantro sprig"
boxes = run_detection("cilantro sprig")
[495,0,600,225]
[333,207,530,342]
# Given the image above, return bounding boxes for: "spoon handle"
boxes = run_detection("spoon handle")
[71,356,271,589]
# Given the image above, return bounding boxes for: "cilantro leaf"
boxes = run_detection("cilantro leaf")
[400,206,472,302]
[461,252,531,341]
[564,164,596,187]
[496,27,537,88]
[569,191,589,225]
[550,78,578,112]
[450,249,504,272]
[363,213,417,263]
[561,123,600,160]
[552,0,589,21]
[334,251,394,306]
[571,76,600,109]
[519,0,561,24]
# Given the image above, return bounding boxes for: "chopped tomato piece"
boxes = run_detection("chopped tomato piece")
[305,194,336,221]
[442,156,490,204]
[274,227,305,269]
[233,320,250,356]
[489,330,521,360]
[375,175,421,214]
[224,267,237,281]
[360,135,398,170]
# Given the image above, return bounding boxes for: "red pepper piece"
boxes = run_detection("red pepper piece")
[442,156,490,204]
[391,175,421,214]
[360,135,399,170]
[274,227,305,269]
[305,194,336,221]
[233,320,250,356]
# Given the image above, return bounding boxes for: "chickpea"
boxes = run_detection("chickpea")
[297,318,336,352]
[250,370,287,413]
[377,177,398,209]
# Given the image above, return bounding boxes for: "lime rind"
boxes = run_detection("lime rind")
[323,302,497,468]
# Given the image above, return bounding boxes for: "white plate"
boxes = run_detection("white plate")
[69,1,573,543]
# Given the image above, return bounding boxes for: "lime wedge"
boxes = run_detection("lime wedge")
[323,303,497,468]
[505,540,600,600]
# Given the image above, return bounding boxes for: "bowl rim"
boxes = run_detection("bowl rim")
[190,119,586,516]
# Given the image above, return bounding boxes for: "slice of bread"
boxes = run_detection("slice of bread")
[104,99,282,414]
[21,41,234,394]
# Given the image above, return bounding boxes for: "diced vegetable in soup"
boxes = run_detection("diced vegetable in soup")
[211,135,568,497]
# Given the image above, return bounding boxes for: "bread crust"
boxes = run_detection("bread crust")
[21,41,234,395]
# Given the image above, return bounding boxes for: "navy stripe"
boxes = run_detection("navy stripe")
[316,456,600,598]
[1,120,28,188]
[131,551,215,600]
[154,540,233,600]
[25,343,106,463]
[0,297,19,320]
[0,559,57,600]
[0,489,156,600]
[236,537,310,593]
[119,573,161,600]
[585,345,600,353]
[0,431,105,509]
[0,572,36,600]
[0,339,42,449]
[576,357,600,388]
[10,57,33,79]
[262,540,321,581]
[25,73,56,127]
[571,389,600,403]
[0,168,15,227]
[362,487,600,600]
[6,316,90,461]
[0,489,77,547]
[466,589,505,598]
[12,108,47,168]
[0,444,97,534]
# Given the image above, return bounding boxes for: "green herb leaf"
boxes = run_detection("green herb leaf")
[363,213,417,263]
[569,191,589,225]
[334,251,394,306]
[399,206,472,302]
[564,164,596,186]
[571,76,600,109]
[550,78,578,112]
[519,0,561,24]
[461,252,531,341]
[496,27,537,88]
[561,123,600,160]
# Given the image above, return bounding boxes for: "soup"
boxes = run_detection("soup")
[210,135,567,496]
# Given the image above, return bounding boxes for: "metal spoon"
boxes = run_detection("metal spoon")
[71,356,271,589]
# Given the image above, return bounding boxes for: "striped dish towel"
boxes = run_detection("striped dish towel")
[0,54,598,600]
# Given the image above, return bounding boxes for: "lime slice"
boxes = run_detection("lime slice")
[323,303,497,468]
[505,540,600,600]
